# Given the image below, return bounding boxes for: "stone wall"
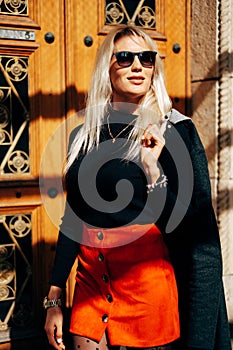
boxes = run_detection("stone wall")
[191,0,233,344]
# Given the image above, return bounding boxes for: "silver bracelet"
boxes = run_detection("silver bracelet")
[147,174,168,193]
[43,296,62,310]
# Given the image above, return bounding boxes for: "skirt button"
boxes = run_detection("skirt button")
[98,253,104,262]
[106,294,113,303]
[97,231,104,240]
[102,314,108,323]
[102,274,109,283]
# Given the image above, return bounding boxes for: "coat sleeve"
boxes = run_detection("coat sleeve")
[152,118,214,234]
[155,120,230,349]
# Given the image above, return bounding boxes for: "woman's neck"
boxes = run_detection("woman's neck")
[111,101,140,115]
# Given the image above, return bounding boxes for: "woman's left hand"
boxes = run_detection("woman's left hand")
[140,124,165,184]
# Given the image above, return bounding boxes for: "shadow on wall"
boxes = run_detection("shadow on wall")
[191,51,233,161]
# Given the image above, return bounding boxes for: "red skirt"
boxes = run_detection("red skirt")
[70,223,180,347]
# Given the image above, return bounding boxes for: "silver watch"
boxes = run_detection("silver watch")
[43,296,62,310]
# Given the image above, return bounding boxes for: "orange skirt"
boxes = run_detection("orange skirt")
[70,223,180,347]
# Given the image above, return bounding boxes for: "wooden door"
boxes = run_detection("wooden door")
[66,0,191,115]
[64,0,191,306]
[0,0,190,348]
[0,1,66,348]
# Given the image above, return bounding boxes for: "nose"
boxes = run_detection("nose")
[131,55,142,71]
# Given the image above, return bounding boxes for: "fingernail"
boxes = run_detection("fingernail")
[57,338,63,344]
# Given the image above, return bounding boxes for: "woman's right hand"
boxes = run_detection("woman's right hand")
[141,123,165,184]
[44,307,65,350]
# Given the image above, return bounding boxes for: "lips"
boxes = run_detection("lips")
[127,76,145,84]
[128,76,145,80]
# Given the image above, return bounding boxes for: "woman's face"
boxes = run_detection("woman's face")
[110,35,154,105]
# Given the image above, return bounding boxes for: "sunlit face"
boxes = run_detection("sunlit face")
[110,35,154,105]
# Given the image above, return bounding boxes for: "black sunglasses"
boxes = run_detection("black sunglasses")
[113,51,157,67]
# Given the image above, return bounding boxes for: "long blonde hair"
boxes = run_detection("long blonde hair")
[65,26,172,173]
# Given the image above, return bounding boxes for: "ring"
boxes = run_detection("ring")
[141,136,157,148]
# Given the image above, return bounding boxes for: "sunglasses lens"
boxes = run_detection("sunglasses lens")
[115,52,134,67]
[114,51,156,67]
[139,51,156,66]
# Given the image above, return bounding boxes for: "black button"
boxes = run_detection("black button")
[102,274,109,283]
[102,314,108,323]
[97,231,104,240]
[106,294,113,303]
[98,253,104,262]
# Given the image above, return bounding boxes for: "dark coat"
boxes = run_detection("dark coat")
[158,110,231,350]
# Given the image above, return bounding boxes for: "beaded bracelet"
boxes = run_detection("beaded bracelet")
[147,174,168,193]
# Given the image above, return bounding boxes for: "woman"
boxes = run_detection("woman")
[44,26,231,350]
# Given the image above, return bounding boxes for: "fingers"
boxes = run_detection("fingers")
[140,124,165,181]
[56,337,65,350]
[46,329,62,350]
[46,327,65,350]
[54,330,65,350]
[45,308,65,350]
[141,134,157,148]
[141,124,164,149]
[47,331,65,350]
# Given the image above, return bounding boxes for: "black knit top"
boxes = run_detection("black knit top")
[50,108,168,286]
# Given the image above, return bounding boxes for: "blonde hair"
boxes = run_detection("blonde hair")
[65,26,172,173]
